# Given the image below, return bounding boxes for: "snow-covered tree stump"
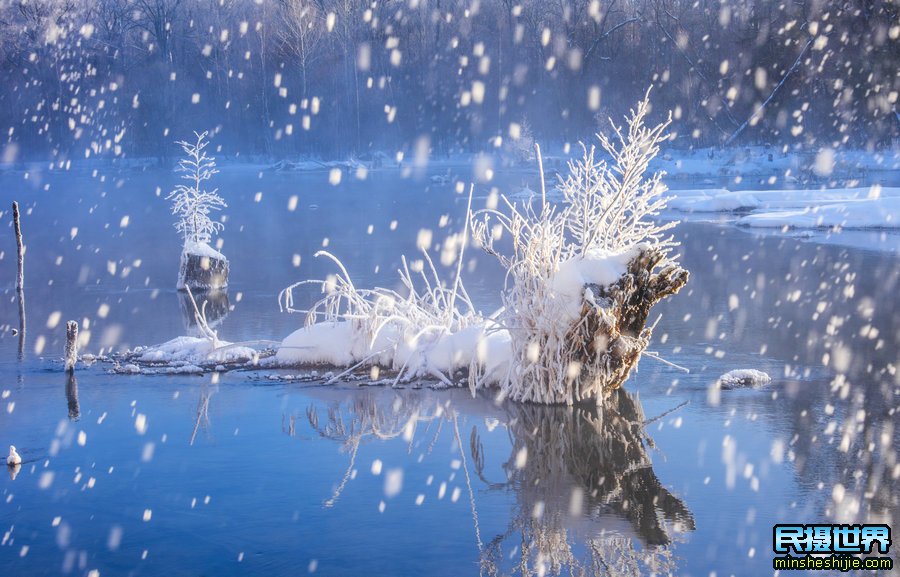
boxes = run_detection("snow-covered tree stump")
[168,132,229,291]
[564,247,688,401]
[177,243,229,291]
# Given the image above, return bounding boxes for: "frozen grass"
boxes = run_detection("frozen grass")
[276,214,489,386]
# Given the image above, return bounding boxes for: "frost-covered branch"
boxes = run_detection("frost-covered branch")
[167,131,227,246]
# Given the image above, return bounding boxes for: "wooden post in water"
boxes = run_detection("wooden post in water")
[12,202,24,291]
[12,201,25,359]
[65,321,78,373]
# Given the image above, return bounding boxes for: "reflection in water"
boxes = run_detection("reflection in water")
[677,226,899,537]
[7,463,20,481]
[65,373,80,421]
[178,290,230,336]
[476,390,695,576]
[190,387,214,446]
[300,390,694,576]
[305,396,444,508]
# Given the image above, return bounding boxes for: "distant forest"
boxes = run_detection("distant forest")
[1,0,897,161]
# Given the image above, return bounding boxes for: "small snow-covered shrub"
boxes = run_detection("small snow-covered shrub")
[168,131,229,290]
[469,91,688,404]
[168,131,226,246]
[505,119,535,164]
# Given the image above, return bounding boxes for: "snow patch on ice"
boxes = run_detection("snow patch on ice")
[738,196,900,230]
[717,369,771,389]
[668,186,900,231]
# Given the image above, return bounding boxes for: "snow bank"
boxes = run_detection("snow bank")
[137,336,256,365]
[739,197,900,230]
[668,186,900,230]
[667,189,761,212]
[268,158,366,172]
[654,146,899,179]
[276,319,512,385]
[275,322,360,367]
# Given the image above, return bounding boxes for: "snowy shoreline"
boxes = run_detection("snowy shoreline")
[2,144,897,181]
[667,186,899,232]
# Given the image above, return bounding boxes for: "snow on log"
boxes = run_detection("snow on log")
[560,247,689,403]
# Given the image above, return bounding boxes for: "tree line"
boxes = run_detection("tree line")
[0,0,897,161]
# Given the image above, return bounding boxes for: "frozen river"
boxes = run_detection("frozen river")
[0,165,897,576]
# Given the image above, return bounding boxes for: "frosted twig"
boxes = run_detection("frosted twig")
[642,351,690,373]
[642,400,689,426]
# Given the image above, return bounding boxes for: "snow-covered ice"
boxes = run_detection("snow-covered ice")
[716,369,771,389]
[668,186,900,230]
[738,196,899,230]
[667,189,762,212]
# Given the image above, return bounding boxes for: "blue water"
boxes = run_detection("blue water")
[0,165,896,576]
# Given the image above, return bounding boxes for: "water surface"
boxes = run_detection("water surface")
[0,166,896,576]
